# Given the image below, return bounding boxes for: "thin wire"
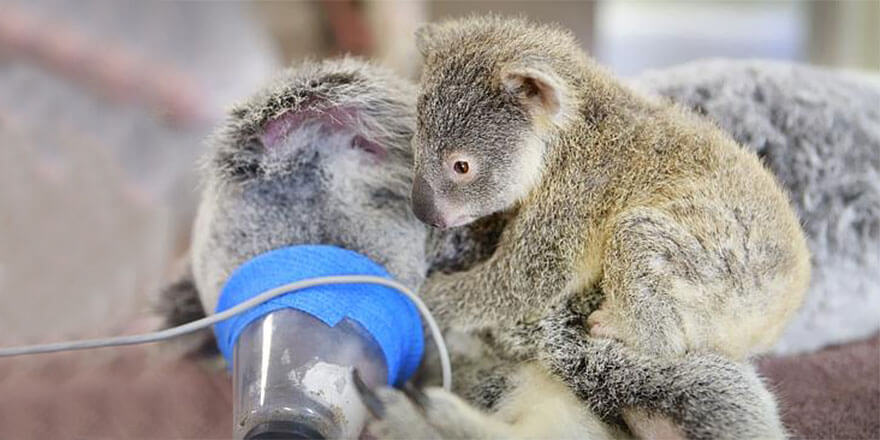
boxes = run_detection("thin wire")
[0,275,452,391]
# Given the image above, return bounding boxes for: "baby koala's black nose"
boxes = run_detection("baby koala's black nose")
[411,175,445,228]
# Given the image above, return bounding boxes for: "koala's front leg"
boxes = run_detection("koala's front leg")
[421,241,571,330]
[420,263,504,330]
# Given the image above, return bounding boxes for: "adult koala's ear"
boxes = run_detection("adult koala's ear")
[155,266,218,357]
[260,104,387,160]
[157,267,205,328]
[500,63,569,126]
[414,24,438,57]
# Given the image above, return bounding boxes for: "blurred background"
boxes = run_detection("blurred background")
[1,0,877,342]
[0,1,877,438]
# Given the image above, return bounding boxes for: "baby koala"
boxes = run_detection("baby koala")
[410,15,810,361]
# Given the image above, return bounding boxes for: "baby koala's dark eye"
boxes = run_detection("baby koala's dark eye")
[453,160,470,174]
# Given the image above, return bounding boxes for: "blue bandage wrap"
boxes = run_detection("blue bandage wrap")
[213,245,424,386]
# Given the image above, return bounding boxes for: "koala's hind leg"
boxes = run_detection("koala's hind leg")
[540,316,786,440]
[592,206,778,359]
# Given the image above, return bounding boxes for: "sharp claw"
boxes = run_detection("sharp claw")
[353,369,386,418]
[402,383,431,411]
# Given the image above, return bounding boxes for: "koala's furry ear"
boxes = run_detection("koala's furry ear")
[155,266,219,357]
[415,24,438,57]
[157,267,206,328]
[500,64,568,125]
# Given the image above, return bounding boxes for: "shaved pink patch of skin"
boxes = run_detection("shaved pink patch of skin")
[260,106,387,160]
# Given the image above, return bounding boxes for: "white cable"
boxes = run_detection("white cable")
[0,275,452,391]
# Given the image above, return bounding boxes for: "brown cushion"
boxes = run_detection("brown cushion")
[0,335,876,439]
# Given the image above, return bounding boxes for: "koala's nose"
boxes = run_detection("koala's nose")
[411,175,445,228]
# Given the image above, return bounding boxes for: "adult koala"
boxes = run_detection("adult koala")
[160,58,785,439]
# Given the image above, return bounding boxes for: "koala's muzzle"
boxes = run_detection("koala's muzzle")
[411,175,445,228]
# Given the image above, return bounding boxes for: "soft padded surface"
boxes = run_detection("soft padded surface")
[0,334,876,439]
[758,334,880,439]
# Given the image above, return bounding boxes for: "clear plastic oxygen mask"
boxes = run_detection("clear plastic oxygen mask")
[213,245,436,440]
[233,310,387,439]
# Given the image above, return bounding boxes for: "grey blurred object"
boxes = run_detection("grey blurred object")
[0,1,280,339]
[631,60,880,355]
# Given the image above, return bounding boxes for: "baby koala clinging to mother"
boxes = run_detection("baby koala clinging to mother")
[173,55,789,440]
[411,15,811,361]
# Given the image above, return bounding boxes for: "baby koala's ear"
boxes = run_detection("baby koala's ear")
[500,64,568,125]
[414,24,438,57]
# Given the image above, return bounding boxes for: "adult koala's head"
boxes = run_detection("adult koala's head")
[189,58,425,313]
[410,17,578,229]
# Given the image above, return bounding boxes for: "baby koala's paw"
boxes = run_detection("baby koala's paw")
[359,385,440,439]
[587,302,685,358]
[623,408,687,440]
[586,304,623,341]
[354,372,503,439]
